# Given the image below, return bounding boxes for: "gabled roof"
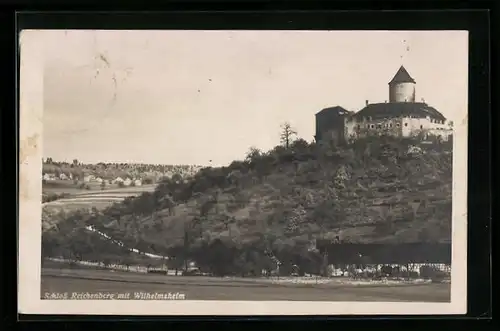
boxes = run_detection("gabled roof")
[353,102,446,121]
[389,66,416,84]
[315,106,350,116]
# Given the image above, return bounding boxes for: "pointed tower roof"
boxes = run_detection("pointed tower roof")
[389,65,416,84]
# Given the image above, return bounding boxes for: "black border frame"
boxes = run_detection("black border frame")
[1,3,493,328]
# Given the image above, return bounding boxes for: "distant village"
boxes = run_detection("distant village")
[41,161,203,187]
[315,65,454,145]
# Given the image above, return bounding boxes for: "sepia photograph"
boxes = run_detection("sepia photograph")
[18,29,468,315]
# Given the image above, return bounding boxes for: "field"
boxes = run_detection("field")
[41,268,451,302]
[43,180,111,194]
[42,184,157,212]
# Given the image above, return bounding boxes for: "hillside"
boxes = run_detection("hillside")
[42,136,453,276]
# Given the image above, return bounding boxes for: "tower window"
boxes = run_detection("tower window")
[370,124,374,129]
[404,123,408,127]
[396,123,400,127]
[420,125,423,129]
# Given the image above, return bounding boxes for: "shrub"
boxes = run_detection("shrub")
[419,265,447,281]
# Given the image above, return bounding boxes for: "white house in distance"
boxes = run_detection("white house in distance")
[43,173,56,181]
[113,177,124,184]
[134,179,142,186]
[315,65,454,144]
[123,178,132,186]
[83,175,96,183]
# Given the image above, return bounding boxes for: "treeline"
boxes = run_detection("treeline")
[42,213,449,279]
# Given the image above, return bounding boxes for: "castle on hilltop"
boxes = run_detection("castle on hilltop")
[315,66,454,145]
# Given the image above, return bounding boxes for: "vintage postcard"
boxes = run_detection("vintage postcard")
[18,30,468,315]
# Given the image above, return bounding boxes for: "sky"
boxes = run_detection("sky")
[42,30,468,166]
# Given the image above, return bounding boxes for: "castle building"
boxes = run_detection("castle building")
[315,66,453,144]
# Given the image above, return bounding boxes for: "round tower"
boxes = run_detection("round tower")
[388,66,416,103]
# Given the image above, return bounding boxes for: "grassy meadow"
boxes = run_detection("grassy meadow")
[42,180,157,213]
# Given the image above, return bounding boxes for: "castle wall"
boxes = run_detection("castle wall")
[321,128,345,146]
[401,117,452,141]
[389,82,416,103]
[344,116,403,142]
[345,115,453,142]
[315,110,346,142]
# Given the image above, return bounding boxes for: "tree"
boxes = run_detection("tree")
[245,146,261,163]
[280,122,297,149]
[321,251,329,277]
[171,173,183,184]
[73,159,79,166]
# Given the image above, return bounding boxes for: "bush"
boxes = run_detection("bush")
[419,265,447,281]
[147,269,167,275]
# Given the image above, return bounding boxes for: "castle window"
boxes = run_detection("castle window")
[396,123,400,127]
[389,123,393,128]
[370,124,374,129]
[420,125,423,129]
[404,123,408,127]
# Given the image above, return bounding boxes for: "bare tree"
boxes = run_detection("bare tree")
[280,122,297,149]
